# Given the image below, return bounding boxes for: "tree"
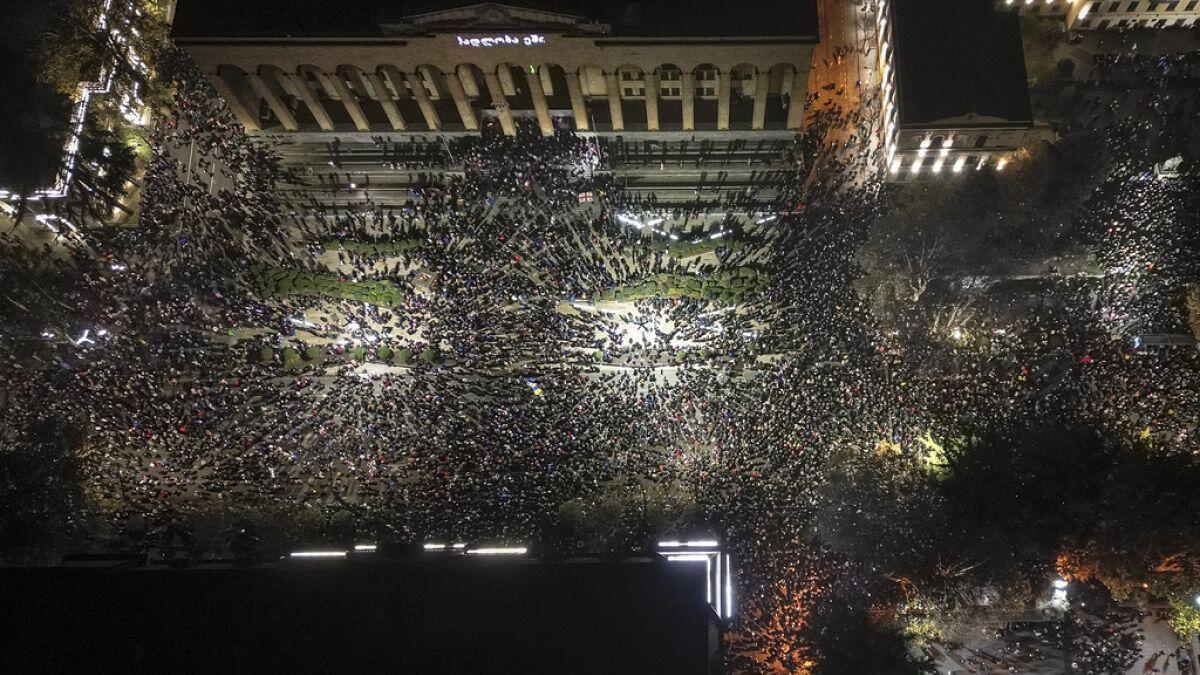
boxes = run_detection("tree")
[1166,594,1200,641]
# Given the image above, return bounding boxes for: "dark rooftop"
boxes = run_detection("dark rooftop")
[891,0,1033,125]
[0,0,72,192]
[172,0,818,40]
[1,557,719,672]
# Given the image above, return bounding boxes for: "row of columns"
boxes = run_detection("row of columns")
[214,64,804,135]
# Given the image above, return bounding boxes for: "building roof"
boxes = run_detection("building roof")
[172,0,818,40]
[1,557,719,672]
[0,1,72,191]
[891,0,1033,126]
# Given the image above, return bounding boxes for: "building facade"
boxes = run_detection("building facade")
[172,1,818,137]
[878,0,1054,180]
[997,0,1200,29]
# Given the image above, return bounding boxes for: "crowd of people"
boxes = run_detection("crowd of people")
[2,12,1200,671]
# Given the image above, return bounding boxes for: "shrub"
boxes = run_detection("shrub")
[376,346,394,361]
[351,346,367,362]
[304,346,323,361]
[258,347,274,363]
[282,348,301,368]
[419,347,437,363]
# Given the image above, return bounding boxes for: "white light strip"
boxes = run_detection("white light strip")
[290,551,347,558]
[423,543,447,551]
[452,543,467,549]
[724,554,733,619]
[715,552,722,618]
[466,547,528,555]
[657,540,719,548]
[354,544,377,552]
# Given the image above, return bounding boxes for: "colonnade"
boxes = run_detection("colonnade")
[210,61,808,135]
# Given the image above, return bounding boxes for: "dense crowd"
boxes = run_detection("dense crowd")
[3,14,1200,672]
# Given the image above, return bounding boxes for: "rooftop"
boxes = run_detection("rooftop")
[172,0,819,40]
[0,1,72,192]
[891,0,1033,126]
[2,556,719,672]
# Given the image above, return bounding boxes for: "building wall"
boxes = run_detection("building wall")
[177,33,815,136]
[889,118,1055,178]
[997,0,1200,29]
[878,0,1052,181]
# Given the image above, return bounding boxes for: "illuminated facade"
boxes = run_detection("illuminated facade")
[172,1,818,137]
[997,0,1200,29]
[878,0,1054,180]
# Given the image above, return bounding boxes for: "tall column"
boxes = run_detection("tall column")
[526,68,554,137]
[318,71,370,132]
[497,66,517,97]
[786,64,806,130]
[210,73,261,132]
[717,70,732,131]
[565,69,588,131]
[643,71,660,131]
[751,70,769,130]
[605,71,624,132]
[444,70,478,131]
[364,72,406,131]
[482,69,515,136]
[681,71,695,131]
[246,73,298,131]
[408,70,442,131]
[281,72,334,131]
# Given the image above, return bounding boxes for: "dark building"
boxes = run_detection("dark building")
[877,0,1052,178]
[2,555,722,673]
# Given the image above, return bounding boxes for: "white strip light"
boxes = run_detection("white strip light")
[724,554,733,619]
[466,547,527,555]
[657,540,719,548]
[354,544,377,552]
[290,551,347,558]
[423,543,447,551]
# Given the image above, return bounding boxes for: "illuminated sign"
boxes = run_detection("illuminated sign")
[456,34,546,47]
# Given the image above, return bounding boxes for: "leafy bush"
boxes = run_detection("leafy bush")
[251,265,403,308]
[257,347,274,363]
[419,347,438,363]
[282,348,301,368]
[376,346,394,361]
[304,346,323,361]
[350,346,367,362]
[396,348,414,365]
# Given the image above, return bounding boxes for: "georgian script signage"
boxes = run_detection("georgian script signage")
[456,34,547,47]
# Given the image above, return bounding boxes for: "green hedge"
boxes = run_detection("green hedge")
[252,266,404,308]
[282,347,302,368]
[321,239,425,257]
[602,266,770,302]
